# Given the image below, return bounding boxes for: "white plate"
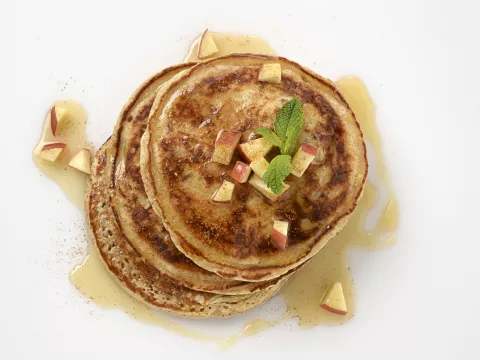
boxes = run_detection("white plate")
[6,0,480,359]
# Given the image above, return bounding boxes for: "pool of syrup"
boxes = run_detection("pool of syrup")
[33,101,91,211]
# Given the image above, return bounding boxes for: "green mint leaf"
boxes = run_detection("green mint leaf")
[274,98,303,142]
[254,127,282,147]
[281,102,304,155]
[262,155,291,195]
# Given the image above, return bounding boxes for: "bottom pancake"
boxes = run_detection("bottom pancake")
[86,140,288,318]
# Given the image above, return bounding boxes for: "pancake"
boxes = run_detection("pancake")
[108,64,288,294]
[141,54,367,282]
[87,140,290,318]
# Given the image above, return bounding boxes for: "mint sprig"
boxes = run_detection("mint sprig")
[274,99,303,148]
[256,98,304,156]
[262,155,291,195]
[253,98,305,195]
[254,127,282,147]
[282,106,304,155]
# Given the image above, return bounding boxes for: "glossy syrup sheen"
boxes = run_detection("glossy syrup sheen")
[39,32,399,348]
[70,248,217,342]
[33,101,91,211]
[184,32,276,62]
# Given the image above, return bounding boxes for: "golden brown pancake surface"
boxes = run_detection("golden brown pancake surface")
[141,55,368,282]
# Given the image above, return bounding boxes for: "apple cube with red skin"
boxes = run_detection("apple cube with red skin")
[237,138,273,162]
[250,156,270,178]
[320,282,348,315]
[39,142,66,162]
[231,161,252,183]
[197,29,219,59]
[291,144,318,177]
[211,180,235,204]
[213,130,242,165]
[248,174,289,202]
[258,64,282,84]
[69,148,92,174]
[271,220,289,250]
[50,106,68,136]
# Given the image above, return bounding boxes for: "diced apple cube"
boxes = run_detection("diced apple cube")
[231,161,252,183]
[50,106,68,136]
[237,138,273,162]
[39,142,66,162]
[291,144,317,177]
[211,180,235,204]
[213,130,242,165]
[69,148,92,174]
[271,220,289,250]
[250,157,270,178]
[258,64,281,84]
[197,29,219,59]
[320,282,348,316]
[248,174,289,202]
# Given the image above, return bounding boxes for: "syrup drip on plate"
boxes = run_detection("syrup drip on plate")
[70,248,217,342]
[33,101,91,211]
[185,32,276,62]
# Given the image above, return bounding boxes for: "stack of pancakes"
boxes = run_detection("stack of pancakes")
[87,55,367,318]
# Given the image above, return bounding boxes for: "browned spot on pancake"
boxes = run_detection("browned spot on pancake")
[99,153,106,166]
[124,164,143,188]
[330,165,349,186]
[275,208,298,223]
[232,204,247,217]
[191,143,212,163]
[236,185,252,203]
[170,96,203,120]
[204,173,214,185]
[136,103,151,123]
[197,68,257,96]
[160,138,173,152]
[187,214,219,239]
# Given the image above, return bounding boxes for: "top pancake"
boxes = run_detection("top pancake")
[108,63,287,294]
[141,54,367,282]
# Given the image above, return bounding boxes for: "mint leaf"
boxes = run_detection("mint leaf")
[263,155,291,195]
[274,98,303,142]
[281,102,304,155]
[254,127,282,147]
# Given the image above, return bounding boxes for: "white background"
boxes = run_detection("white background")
[5,0,480,359]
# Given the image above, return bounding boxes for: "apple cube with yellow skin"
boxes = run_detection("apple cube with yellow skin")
[291,144,318,177]
[211,180,235,204]
[237,138,273,162]
[69,148,92,174]
[197,29,219,59]
[231,161,252,183]
[320,282,348,315]
[50,106,68,136]
[258,64,281,84]
[271,220,289,250]
[213,130,242,165]
[39,142,66,162]
[248,174,289,202]
[250,157,270,178]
